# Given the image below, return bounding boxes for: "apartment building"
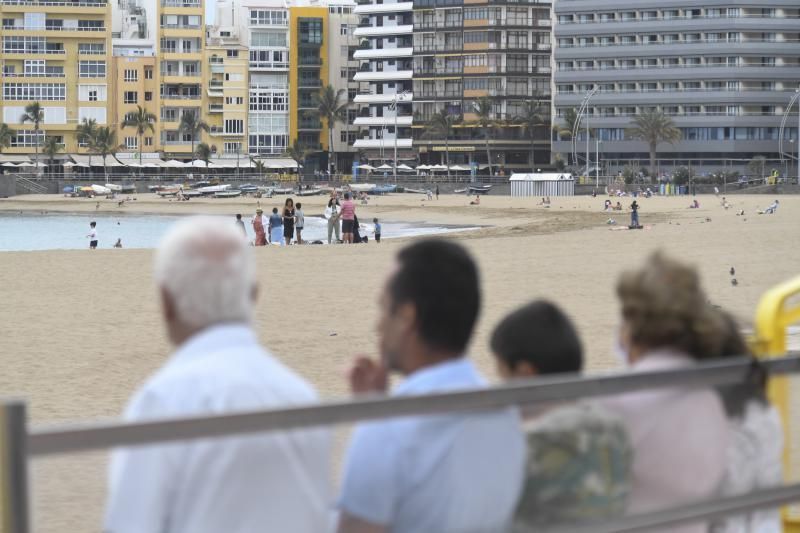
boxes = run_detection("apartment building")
[326,0,359,173]
[553,2,800,174]
[204,36,249,158]
[411,0,552,173]
[0,0,112,156]
[352,0,414,163]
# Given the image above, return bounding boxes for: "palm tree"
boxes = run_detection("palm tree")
[426,109,461,177]
[554,107,579,140]
[472,97,496,177]
[626,109,682,175]
[20,102,44,173]
[283,140,311,175]
[41,136,62,177]
[76,118,98,166]
[0,123,13,153]
[92,126,121,183]
[121,105,157,165]
[314,85,348,175]
[195,142,212,174]
[179,112,210,163]
[253,159,266,178]
[516,99,547,171]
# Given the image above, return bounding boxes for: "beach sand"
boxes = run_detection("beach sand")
[1,192,798,531]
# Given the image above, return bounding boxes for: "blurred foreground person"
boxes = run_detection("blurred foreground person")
[604,252,730,533]
[711,311,783,533]
[338,240,524,533]
[491,300,632,530]
[105,217,331,533]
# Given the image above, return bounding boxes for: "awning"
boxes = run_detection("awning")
[0,154,30,163]
[70,154,126,167]
[253,158,299,169]
[209,158,254,168]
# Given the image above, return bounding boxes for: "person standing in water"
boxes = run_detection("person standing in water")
[340,192,356,244]
[283,198,295,246]
[327,196,341,244]
[269,207,283,245]
[295,202,305,245]
[87,221,98,249]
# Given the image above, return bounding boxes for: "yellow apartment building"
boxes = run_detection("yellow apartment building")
[0,0,112,157]
[204,39,248,158]
[111,55,159,156]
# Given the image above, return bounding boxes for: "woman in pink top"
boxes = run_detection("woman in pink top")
[602,252,731,533]
[340,192,356,244]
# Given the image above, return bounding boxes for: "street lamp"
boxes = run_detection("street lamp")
[596,138,602,188]
[390,90,409,183]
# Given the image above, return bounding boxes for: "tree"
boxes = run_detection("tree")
[253,159,266,178]
[195,142,212,173]
[20,102,44,173]
[121,105,157,165]
[748,156,768,180]
[426,109,461,177]
[76,118,98,166]
[92,126,121,183]
[0,123,13,153]
[283,140,312,175]
[314,85,348,175]
[554,107,579,140]
[472,97,496,177]
[626,110,682,175]
[179,112,210,163]
[41,136,62,177]
[516,98,547,171]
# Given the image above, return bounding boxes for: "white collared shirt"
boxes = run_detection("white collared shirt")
[600,349,730,533]
[339,358,525,533]
[104,324,331,533]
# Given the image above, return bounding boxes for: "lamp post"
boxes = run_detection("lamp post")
[596,138,602,188]
[390,90,408,183]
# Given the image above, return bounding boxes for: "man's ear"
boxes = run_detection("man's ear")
[395,301,417,334]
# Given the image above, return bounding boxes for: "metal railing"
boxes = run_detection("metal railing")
[3,355,800,533]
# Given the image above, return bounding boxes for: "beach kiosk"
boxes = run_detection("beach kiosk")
[510,173,575,197]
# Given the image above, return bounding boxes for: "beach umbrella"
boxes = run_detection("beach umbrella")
[16,162,35,167]
[416,164,431,170]
[165,159,186,167]
[126,162,142,168]
[397,164,415,172]
[430,164,449,171]
[74,162,90,168]
[357,164,376,171]
[62,161,76,168]
[376,164,393,171]
[142,163,160,168]
[1,162,17,167]
[33,161,48,167]
[449,165,469,171]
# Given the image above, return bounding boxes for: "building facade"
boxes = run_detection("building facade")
[352,0,414,163]
[553,1,800,176]
[326,0,359,173]
[411,0,552,174]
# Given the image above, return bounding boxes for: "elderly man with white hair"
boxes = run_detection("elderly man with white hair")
[104,217,331,533]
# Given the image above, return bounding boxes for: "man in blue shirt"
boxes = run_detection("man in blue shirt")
[338,240,525,533]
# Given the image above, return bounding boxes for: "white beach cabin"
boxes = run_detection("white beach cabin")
[510,173,575,197]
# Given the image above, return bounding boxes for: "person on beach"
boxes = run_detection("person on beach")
[104,218,331,533]
[87,221,98,249]
[491,300,632,529]
[761,199,779,215]
[252,208,268,246]
[338,240,524,533]
[295,202,305,245]
[114,238,123,249]
[235,214,246,237]
[470,195,480,206]
[269,207,283,245]
[327,196,341,244]
[630,200,640,228]
[340,192,356,244]
[435,185,439,200]
[373,218,381,243]
[283,198,295,246]
[600,252,731,533]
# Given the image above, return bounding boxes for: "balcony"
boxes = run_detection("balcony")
[353,115,413,127]
[353,2,412,15]
[353,47,412,60]
[353,24,413,38]
[4,71,65,78]
[209,126,243,137]
[0,0,107,6]
[208,104,223,113]
[161,93,201,100]
[160,24,201,29]
[353,70,413,82]
[298,78,322,88]
[353,138,413,149]
[353,92,413,104]
[161,0,200,6]
[298,119,321,130]
[4,24,106,32]
[2,48,65,54]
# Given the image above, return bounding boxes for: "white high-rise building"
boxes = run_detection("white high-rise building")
[352,0,413,162]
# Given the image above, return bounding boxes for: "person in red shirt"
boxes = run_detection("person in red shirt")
[340,192,356,244]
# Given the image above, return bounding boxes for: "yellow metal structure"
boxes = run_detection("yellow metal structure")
[755,275,800,531]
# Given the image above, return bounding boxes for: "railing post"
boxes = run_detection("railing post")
[0,402,29,533]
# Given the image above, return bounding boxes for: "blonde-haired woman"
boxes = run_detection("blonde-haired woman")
[603,252,730,533]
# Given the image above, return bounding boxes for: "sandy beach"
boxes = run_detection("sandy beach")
[1,191,799,531]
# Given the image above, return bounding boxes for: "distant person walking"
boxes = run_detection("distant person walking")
[269,208,283,245]
[327,196,341,244]
[340,192,356,244]
[235,214,246,237]
[295,202,305,245]
[373,218,381,243]
[283,198,295,246]
[252,209,268,246]
[630,200,640,228]
[87,221,98,249]
[435,185,439,200]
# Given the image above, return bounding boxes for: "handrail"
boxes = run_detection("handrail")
[25,355,800,456]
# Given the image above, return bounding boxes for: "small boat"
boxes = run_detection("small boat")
[238,183,259,193]
[297,188,324,196]
[468,184,492,195]
[405,188,428,194]
[372,184,397,195]
[192,181,211,189]
[120,183,136,193]
[454,188,467,194]
[157,188,180,197]
[273,187,293,195]
[350,183,376,193]
[181,190,203,198]
[104,183,123,192]
[91,184,112,195]
[215,190,242,198]
[198,184,231,195]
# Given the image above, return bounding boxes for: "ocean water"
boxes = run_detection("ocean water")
[0,213,476,251]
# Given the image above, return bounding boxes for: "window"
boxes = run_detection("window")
[299,19,322,44]
[224,142,242,154]
[248,87,288,111]
[9,130,44,147]
[145,91,152,101]
[144,67,153,80]
[79,61,106,78]
[124,136,138,150]
[145,136,153,146]
[227,49,239,58]
[3,19,14,29]
[24,13,45,30]
[78,43,105,55]
[249,9,287,26]
[124,69,138,82]
[340,24,348,35]
[78,20,102,30]
[224,119,244,134]
[124,91,138,104]
[78,107,106,124]
[224,73,243,82]
[250,31,287,47]
[79,84,106,101]
[3,83,65,100]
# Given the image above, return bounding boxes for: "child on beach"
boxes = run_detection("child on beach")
[295,202,304,245]
[373,218,381,243]
[87,221,98,249]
